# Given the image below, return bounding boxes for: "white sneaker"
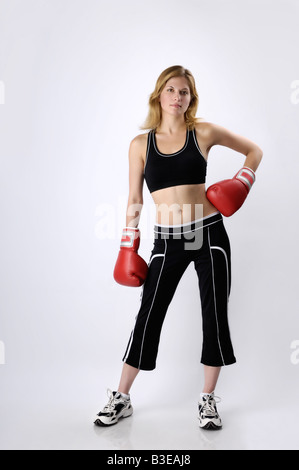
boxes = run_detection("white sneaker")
[94,389,133,426]
[198,392,222,430]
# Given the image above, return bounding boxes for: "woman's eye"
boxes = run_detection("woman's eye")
[166,88,189,95]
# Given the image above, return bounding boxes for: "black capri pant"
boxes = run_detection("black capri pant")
[123,212,236,370]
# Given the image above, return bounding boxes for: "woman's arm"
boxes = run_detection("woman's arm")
[113,135,148,287]
[126,135,146,227]
[204,123,263,171]
[202,123,263,216]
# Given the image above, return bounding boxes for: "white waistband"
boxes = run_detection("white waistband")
[154,211,220,228]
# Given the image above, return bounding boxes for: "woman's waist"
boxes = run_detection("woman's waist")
[153,200,218,225]
[154,211,222,238]
[151,185,218,224]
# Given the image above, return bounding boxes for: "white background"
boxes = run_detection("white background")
[0,0,299,450]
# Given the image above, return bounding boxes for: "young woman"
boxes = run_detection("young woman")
[94,65,263,430]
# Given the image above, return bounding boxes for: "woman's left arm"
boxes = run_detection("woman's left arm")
[202,123,264,216]
[207,123,263,172]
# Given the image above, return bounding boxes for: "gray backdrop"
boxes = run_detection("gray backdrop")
[0,0,298,450]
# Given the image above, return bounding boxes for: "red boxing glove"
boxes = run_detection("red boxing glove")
[206,167,256,217]
[113,227,148,287]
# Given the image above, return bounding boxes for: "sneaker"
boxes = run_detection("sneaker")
[94,389,133,426]
[198,392,222,430]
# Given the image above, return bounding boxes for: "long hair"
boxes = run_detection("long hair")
[141,65,200,131]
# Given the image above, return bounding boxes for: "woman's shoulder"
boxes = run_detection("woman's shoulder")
[194,119,215,134]
[130,131,150,145]
[194,120,220,143]
[129,132,150,161]
[130,132,150,152]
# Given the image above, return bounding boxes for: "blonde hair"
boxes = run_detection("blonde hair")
[141,65,200,131]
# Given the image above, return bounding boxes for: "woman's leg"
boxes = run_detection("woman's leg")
[198,365,222,430]
[118,363,140,395]
[123,237,190,371]
[194,221,236,367]
[94,365,136,426]
[202,365,221,393]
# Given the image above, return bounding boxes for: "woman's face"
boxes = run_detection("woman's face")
[159,76,192,117]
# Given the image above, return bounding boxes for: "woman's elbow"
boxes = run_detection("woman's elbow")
[128,195,143,206]
[246,145,263,171]
[256,147,263,166]
[127,196,143,216]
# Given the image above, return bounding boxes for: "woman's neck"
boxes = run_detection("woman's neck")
[157,116,187,135]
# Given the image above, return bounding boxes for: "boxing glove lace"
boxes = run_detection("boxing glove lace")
[113,227,148,287]
[206,167,256,217]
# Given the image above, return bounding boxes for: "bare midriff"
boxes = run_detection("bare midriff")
[151,183,218,225]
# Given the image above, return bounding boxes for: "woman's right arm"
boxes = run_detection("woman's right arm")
[126,134,146,228]
[113,134,148,287]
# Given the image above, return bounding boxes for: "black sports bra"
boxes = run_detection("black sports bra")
[144,128,207,194]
